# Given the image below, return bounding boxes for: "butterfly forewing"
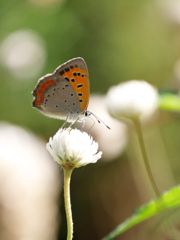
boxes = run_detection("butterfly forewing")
[55,57,90,112]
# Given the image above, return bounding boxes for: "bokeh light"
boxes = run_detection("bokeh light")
[0,29,46,80]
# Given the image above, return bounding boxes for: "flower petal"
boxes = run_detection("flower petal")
[46,128,102,168]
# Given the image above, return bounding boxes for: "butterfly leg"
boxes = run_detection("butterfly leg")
[69,117,80,129]
[61,115,71,129]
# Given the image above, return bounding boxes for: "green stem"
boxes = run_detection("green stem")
[133,118,160,198]
[63,167,74,240]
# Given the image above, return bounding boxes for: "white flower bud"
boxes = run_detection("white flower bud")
[106,80,159,122]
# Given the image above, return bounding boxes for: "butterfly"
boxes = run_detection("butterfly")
[32,57,110,128]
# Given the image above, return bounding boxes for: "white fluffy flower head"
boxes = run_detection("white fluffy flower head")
[106,80,159,122]
[46,128,102,169]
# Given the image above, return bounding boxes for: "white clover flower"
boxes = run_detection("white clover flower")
[106,80,159,122]
[157,0,180,25]
[0,123,60,240]
[46,128,102,168]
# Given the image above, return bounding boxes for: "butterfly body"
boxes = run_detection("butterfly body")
[32,57,89,122]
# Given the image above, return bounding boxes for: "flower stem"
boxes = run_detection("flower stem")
[63,167,74,240]
[133,118,160,198]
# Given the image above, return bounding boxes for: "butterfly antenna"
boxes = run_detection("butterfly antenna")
[85,110,111,129]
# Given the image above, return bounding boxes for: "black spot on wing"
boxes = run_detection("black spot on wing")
[77,84,83,88]
[60,70,65,76]
[65,68,70,72]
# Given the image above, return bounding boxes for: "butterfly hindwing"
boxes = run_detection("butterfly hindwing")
[32,73,81,120]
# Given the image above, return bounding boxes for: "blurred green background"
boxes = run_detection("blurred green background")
[1,0,178,135]
[1,0,180,239]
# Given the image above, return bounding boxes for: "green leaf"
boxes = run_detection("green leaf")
[101,186,180,240]
[159,93,180,111]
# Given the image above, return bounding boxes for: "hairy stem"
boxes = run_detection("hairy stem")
[63,167,74,240]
